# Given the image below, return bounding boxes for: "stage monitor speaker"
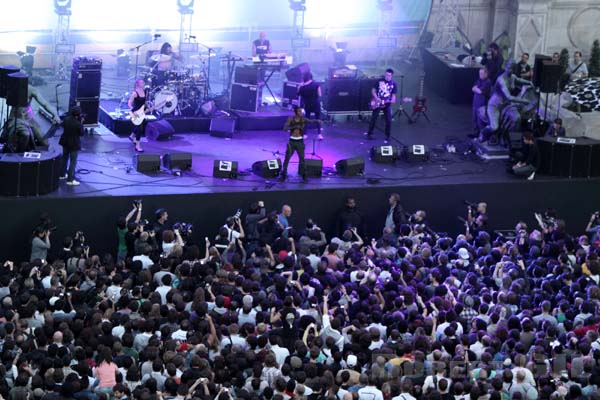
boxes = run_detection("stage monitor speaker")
[252,159,281,178]
[305,158,323,177]
[234,66,259,85]
[213,160,239,179]
[405,145,430,162]
[0,65,20,99]
[335,157,364,176]
[70,70,101,100]
[134,154,160,173]
[231,83,260,112]
[539,61,562,93]
[71,98,99,125]
[370,145,399,163]
[532,54,552,88]
[324,79,359,112]
[209,117,236,138]
[146,120,175,141]
[508,131,523,151]
[6,72,29,107]
[285,62,311,83]
[163,152,192,170]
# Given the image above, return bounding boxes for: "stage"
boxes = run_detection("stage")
[2,63,600,262]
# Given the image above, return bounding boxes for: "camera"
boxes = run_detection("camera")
[133,199,143,208]
[173,222,193,234]
[232,209,242,219]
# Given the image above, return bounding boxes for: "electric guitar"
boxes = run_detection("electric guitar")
[412,73,427,113]
[130,96,174,125]
[369,96,412,110]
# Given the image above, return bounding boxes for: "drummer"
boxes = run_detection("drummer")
[151,42,181,85]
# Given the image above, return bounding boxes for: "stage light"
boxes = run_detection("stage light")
[54,0,72,15]
[177,0,194,14]
[289,0,306,12]
[332,42,348,66]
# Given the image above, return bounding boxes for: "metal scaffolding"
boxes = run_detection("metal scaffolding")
[290,1,309,62]
[53,1,74,80]
[431,0,460,49]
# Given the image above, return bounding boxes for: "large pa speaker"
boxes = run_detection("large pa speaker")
[163,152,192,170]
[282,81,301,108]
[133,154,161,173]
[71,98,99,125]
[6,72,29,107]
[0,65,20,99]
[234,66,259,85]
[285,63,311,83]
[146,120,175,141]
[538,61,562,93]
[532,54,552,88]
[324,79,359,112]
[335,157,364,176]
[213,160,239,179]
[252,159,281,178]
[231,83,261,112]
[305,158,323,177]
[370,145,399,164]
[70,70,101,99]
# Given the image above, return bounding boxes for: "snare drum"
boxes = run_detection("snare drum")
[151,88,178,114]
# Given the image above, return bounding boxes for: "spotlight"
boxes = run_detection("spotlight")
[288,0,306,11]
[331,42,348,66]
[54,0,72,15]
[177,0,194,14]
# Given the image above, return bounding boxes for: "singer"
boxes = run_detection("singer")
[280,106,321,183]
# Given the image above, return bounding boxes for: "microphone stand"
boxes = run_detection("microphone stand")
[131,36,158,80]
[197,42,215,97]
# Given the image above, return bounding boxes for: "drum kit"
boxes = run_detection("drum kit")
[134,54,209,117]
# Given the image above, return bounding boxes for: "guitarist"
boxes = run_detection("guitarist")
[366,68,397,143]
[128,79,148,152]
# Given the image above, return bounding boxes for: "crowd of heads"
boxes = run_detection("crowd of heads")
[3,196,600,400]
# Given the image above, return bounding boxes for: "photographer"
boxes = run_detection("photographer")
[117,200,143,261]
[585,211,600,242]
[224,212,245,242]
[58,106,85,186]
[30,226,51,262]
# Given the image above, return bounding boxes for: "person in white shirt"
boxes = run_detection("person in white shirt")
[132,244,153,269]
[357,374,384,400]
[156,274,173,305]
[220,323,247,350]
[391,379,417,400]
[268,335,290,367]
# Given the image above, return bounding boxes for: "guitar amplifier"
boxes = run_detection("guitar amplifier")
[323,79,359,112]
[72,56,103,71]
[234,66,259,85]
[282,81,301,108]
[230,83,261,112]
[358,78,379,112]
[328,65,358,80]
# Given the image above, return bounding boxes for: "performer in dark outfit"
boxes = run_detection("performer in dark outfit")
[281,106,321,183]
[298,72,323,140]
[366,68,397,142]
[481,42,504,83]
[128,79,148,152]
[252,32,271,57]
[470,67,492,138]
[59,106,85,186]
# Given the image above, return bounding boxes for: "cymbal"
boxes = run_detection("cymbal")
[150,54,173,62]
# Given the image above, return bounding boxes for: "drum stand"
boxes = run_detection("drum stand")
[131,37,156,80]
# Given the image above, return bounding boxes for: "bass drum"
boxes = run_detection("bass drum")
[151,88,178,114]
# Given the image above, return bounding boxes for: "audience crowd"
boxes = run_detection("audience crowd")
[2,196,600,400]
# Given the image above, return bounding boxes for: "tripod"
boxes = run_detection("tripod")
[391,75,413,123]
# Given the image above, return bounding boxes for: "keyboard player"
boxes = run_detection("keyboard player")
[252,32,272,58]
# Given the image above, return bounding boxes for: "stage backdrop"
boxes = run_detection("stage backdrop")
[0,0,432,67]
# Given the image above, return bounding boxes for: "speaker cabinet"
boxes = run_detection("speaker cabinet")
[335,157,364,176]
[133,154,161,173]
[405,145,430,162]
[533,54,552,88]
[70,98,100,125]
[146,120,175,141]
[209,117,236,138]
[370,145,399,163]
[285,63,311,83]
[70,70,101,99]
[231,83,261,112]
[0,65,20,99]
[234,66,259,85]
[358,78,379,112]
[305,158,323,177]
[252,159,281,178]
[6,72,29,107]
[282,81,301,108]
[213,160,239,179]
[324,79,359,112]
[163,152,192,170]
[538,61,562,93]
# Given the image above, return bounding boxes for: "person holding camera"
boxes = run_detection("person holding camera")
[117,201,143,261]
[585,211,600,243]
[59,106,85,186]
[31,226,51,262]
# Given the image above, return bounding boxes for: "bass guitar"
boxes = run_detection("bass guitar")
[412,73,427,113]
[130,95,174,126]
[369,96,413,111]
